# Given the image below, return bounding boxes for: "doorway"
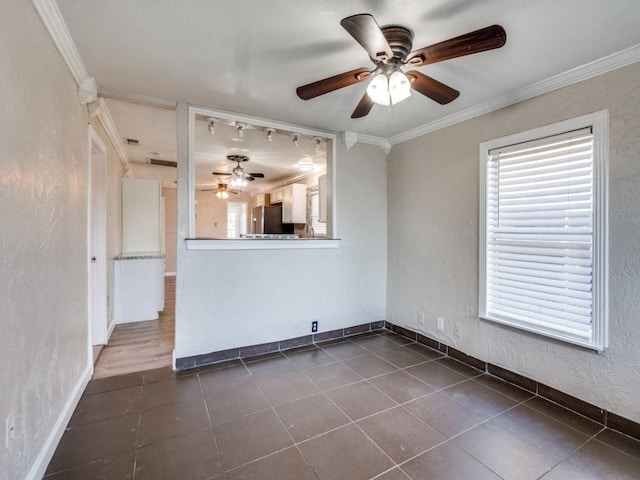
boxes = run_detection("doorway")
[88,126,108,356]
[227,202,248,238]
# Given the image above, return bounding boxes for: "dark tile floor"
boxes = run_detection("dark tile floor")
[45,331,640,479]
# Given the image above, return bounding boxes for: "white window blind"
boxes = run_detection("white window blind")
[480,113,608,351]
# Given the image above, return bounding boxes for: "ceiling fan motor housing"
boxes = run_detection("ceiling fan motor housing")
[380,25,414,63]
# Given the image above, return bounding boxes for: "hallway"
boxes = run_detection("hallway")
[93,276,175,379]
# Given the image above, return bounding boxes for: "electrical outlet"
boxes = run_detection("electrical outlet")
[418,312,425,325]
[311,321,318,333]
[454,323,462,338]
[437,317,444,331]
[6,412,15,447]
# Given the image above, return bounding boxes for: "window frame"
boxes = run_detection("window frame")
[479,110,609,351]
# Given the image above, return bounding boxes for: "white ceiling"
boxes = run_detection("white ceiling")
[105,98,327,190]
[57,0,640,139]
[57,0,640,193]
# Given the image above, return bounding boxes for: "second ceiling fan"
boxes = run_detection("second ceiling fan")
[213,155,265,188]
[296,14,506,118]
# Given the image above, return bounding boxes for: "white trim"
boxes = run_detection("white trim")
[78,76,98,105]
[30,0,96,103]
[88,125,108,347]
[164,271,177,277]
[31,0,87,84]
[186,238,341,250]
[389,44,640,146]
[90,98,130,168]
[25,362,92,480]
[341,131,391,155]
[357,134,392,156]
[107,317,116,342]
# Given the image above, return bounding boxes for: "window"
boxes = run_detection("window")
[227,202,247,238]
[479,111,608,350]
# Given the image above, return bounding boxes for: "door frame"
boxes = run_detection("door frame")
[87,125,108,355]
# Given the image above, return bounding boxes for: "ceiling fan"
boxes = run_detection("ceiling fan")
[212,155,265,188]
[296,14,506,118]
[202,182,238,199]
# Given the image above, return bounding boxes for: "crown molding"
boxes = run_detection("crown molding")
[89,98,130,168]
[341,131,391,155]
[388,43,640,146]
[31,0,87,84]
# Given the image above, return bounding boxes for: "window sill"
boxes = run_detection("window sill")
[185,238,341,250]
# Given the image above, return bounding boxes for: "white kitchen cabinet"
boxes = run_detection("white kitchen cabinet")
[114,255,164,324]
[254,192,267,207]
[270,187,284,204]
[282,183,307,224]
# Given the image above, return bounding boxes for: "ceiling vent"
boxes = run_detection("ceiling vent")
[126,138,139,145]
[149,158,177,168]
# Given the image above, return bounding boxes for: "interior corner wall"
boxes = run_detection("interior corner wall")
[0,1,91,478]
[174,141,387,358]
[89,119,124,330]
[387,62,640,423]
[162,187,178,273]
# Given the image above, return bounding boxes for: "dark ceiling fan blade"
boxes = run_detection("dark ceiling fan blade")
[296,68,371,100]
[248,173,265,178]
[340,14,394,63]
[212,171,233,176]
[246,177,256,182]
[351,92,375,118]
[405,25,506,67]
[406,70,460,104]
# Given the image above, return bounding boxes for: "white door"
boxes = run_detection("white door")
[88,126,108,346]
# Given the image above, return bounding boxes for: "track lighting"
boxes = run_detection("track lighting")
[236,122,246,138]
[291,133,299,148]
[207,118,216,135]
[265,128,275,142]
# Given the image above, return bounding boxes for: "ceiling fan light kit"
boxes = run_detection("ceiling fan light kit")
[212,155,266,191]
[296,14,506,118]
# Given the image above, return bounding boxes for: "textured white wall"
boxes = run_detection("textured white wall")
[175,141,387,357]
[0,1,91,478]
[387,63,640,423]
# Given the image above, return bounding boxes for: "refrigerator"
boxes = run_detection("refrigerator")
[252,205,294,234]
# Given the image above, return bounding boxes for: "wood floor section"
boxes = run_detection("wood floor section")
[93,276,175,379]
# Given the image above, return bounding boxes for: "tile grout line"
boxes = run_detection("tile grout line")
[234,356,321,479]
[196,372,227,476]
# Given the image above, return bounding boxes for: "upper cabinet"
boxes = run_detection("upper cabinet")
[269,187,284,204]
[254,192,267,207]
[122,178,162,254]
[282,183,307,224]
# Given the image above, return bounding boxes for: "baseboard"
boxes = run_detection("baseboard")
[106,317,116,341]
[25,361,92,480]
[175,320,386,371]
[385,321,640,442]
